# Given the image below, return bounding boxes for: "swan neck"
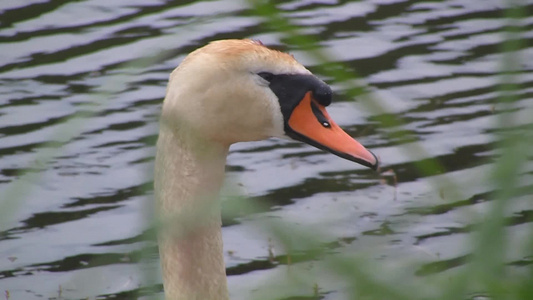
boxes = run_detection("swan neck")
[155,125,229,300]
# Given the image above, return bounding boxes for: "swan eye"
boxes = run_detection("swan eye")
[257,72,274,82]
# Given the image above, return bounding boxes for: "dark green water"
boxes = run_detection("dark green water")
[0,0,532,299]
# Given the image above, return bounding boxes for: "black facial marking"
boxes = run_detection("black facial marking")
[261,73,332,128]
[258,72,274,82]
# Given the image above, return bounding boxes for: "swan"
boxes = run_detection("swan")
[154,39,378,300]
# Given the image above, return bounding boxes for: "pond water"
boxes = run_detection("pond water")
[1,0,532,299]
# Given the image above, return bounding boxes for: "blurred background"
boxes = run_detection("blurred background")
[0,0,532,299]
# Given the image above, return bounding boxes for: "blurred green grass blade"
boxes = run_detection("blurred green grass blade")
[472,0,528,294]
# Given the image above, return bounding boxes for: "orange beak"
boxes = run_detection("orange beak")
[287,91,378,170]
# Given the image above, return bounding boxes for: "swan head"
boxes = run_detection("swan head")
[162,39,378,169]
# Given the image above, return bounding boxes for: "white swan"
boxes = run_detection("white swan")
[154,39,378,300]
